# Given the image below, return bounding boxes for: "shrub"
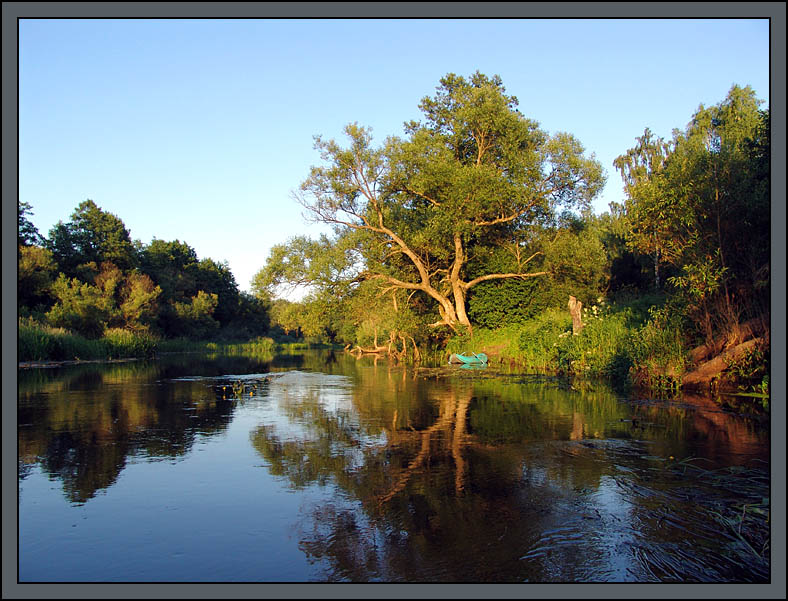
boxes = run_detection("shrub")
[46,275,112,338]
[517,309,572,370]
[553,303,633,377]
[630,305,688,373]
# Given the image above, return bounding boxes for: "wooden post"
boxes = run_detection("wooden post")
[568,296,583,335]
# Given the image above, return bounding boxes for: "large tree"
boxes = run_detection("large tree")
[293,72,604,331]
[47,200,138,276]
[18,202,44,247]
[612,128,673,290]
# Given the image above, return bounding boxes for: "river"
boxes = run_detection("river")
[17,350,770,583]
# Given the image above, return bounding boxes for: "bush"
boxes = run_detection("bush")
[467,279,549,328]
[171,290,220,338]
[46,275,112,338]
[629,304,688,384]
[552,304,633,377]
[516,308,572,370]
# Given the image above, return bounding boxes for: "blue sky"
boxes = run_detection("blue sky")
[19,18,770,293]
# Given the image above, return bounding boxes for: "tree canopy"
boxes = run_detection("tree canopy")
[20,200,270,340]
[265,72,605,333]
[47,200,138,276]
[18,202,44,247]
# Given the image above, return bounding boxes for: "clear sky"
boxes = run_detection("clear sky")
[19,18,770,294]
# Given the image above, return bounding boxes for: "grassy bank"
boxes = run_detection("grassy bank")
[204,338,338,356]
[19,319,160,362]
[446,296,688,390]
[18,318,339,363]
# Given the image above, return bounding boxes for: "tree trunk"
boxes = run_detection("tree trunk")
[450,233,473,332]
[683,337,764,389]
[654,245,660,290]
[452,284,472,331]
[568,296,584,335]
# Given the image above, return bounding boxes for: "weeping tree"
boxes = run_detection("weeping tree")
[290,72,604,333]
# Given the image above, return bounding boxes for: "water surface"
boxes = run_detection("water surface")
[18,350,770,582]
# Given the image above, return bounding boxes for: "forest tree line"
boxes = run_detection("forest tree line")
[18,199,270,341]
[19,73,770,390]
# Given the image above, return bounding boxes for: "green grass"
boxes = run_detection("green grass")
[18,319,293,363]
[19,320,101,362]
[446,323,531,363]
[446,297,688,386]
[214,336,278,355]
[101,328,158,359]
[18,319,159,362]
[19,327,345,364]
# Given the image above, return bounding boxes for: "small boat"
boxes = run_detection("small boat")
[448,352,488,365]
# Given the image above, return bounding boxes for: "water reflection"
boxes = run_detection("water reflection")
[18,351,769,582]
[18,352,304,504]
[246,360,769,582]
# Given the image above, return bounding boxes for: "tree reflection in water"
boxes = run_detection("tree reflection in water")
[17,353,284,504]
[249,361,768,582]
[18,352,769,582]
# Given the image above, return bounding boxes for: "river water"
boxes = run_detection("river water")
[17,350,770,583]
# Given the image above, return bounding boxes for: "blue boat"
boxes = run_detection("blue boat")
[448,352,488,366]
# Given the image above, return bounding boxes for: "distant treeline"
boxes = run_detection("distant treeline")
[18,199,271,343]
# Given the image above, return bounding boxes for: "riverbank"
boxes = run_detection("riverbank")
[19,309,769,399]
[445,302,770,397]
[18,318,341,366]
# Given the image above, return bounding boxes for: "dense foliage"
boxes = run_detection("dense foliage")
[18,200,270,349]
[20,75,769,391]
[252,76,769,391]
[256,73,604,333]
[614,85,770,348]
[254,72,613,349]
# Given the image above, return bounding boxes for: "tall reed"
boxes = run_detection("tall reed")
[18,318,159,362]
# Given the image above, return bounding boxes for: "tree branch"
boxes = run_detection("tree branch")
[403,186,442,207]
[471,200,538,227]
[369,273,426,292]
[464,271,549,290]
